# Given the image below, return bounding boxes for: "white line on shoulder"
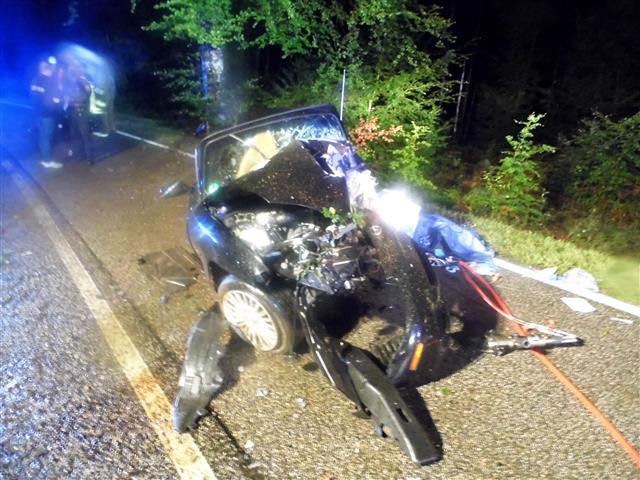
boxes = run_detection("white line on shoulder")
[3,160,217,480]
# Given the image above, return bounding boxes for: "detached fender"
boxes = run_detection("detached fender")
[364,211,449,385]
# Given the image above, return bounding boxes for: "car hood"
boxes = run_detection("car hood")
[208,141,351,214]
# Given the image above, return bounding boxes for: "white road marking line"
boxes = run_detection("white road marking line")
[495,258,640,318]
[0,99,195,159]
[114,130,195,158]
[0,99,32,109]
[3,160,216,480]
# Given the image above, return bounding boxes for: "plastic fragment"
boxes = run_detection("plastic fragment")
[243,440,255,452]
[256,387,269,397]
[561,297,596,313]
[562,268,599,292]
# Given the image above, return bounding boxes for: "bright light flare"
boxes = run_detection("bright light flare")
[374,188,421,236]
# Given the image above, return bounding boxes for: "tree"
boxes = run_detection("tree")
[142,0,458,189]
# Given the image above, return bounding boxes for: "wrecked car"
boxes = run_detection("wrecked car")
[163,104,581,465]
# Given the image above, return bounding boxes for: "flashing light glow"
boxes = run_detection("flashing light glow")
[374,188,421,236]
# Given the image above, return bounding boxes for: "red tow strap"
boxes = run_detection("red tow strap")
[458,261,640,469]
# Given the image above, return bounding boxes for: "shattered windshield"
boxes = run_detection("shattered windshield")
[203,113,346,196]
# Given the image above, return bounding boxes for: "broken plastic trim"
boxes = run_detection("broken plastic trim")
[344,347,441,465]
[295,285,441,465]
[173,306,226,432]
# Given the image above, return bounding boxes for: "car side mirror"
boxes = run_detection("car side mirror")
[159,180,192,199]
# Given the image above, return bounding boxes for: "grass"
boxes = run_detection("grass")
[472,216,640,306]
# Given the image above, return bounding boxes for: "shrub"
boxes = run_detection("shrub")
[564,112,640,224]
[554,112,640,253]
[466,113,555,225]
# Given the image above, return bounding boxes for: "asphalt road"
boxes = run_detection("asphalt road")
[1,102,638,479]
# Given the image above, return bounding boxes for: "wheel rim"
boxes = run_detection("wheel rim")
[221,290,279,351]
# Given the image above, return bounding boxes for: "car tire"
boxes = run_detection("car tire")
[218,276,295,354]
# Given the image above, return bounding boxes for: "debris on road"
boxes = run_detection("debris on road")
[256,387,269,397]
[610,317,634,325]
[534,266,599,292]
[561,297,596,313]
[243,440,255,452]
[138,247,201,294]
[5,378,18,390]
[562,268,599,292]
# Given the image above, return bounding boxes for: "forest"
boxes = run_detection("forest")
[3,0,639,299]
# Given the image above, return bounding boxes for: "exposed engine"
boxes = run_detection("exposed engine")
[222,209,377,294]
[221,210,295,255]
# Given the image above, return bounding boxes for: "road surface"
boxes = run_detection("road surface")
[1,102,638,479]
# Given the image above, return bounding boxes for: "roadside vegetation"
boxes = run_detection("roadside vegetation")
[138,0,638,303]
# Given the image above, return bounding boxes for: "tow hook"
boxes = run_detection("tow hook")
[485,334,583,356]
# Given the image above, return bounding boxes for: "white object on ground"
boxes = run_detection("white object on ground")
[610,317,634,325]
[533,266,599,292]
[561,297,596,313]
[562,268,599,292]
[5,379,18,390]
[243,440,255,452]
[495,258,640,318]
[115,130,194,158]
[256,387,269,397]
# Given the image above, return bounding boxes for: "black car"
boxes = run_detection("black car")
[166,104,453,465]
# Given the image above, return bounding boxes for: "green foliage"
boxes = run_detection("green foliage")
[553,112,640,254]
[385,122,440,191]
[154,52,211,122]
[563,113,640,223]
[321,207,366,228]
[466,113,555,225]
[145,0,457,193]
[472,215,640,305]
[145,0,243,46]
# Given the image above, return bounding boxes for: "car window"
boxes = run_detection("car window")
[203,113,346,196]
